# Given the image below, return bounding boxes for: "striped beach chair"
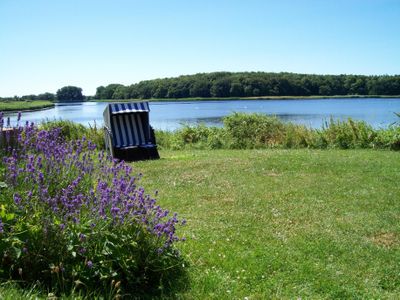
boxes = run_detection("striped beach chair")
[103,101,159,161]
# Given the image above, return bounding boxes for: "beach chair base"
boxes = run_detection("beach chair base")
[113,145,160,162]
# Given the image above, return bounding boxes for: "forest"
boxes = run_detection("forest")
[1,72,400,102]
[94,72,400,100]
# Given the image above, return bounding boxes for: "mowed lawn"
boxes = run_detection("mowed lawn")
[135,149,400,299]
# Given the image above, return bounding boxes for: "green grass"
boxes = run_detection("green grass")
[1,149,399,299]
[133,149,400,299]
[0,100,54,112]
[0,283,98,300]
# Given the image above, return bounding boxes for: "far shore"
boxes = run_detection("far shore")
[91,94,400,103]
[0,100,54,113]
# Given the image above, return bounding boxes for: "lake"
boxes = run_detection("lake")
[4,98,400,130]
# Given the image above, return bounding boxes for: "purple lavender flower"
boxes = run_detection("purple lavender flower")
[13,193,22,205]
[79,233,86,242]
[87,260,93,268]
[1,118,185,259]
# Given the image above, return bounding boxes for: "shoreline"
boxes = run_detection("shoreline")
[0,101,55,113]
[3,106,55,114]
[91,95,400,102]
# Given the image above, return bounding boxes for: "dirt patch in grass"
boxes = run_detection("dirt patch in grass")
[370,232,399,248]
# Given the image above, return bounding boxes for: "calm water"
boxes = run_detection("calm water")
[4,98,400,130]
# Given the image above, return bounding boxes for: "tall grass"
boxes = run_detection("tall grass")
[34,113,400,151]
[156,113,400,151]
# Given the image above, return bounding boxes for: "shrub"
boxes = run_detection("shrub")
[157,125,226,150]
[223,113,286,148]
[157,113,400,151]
[0,113,186,297]
[375,125,400,150]
[318,118,376,149]
[178,124,225,149]
[283,123,318,149]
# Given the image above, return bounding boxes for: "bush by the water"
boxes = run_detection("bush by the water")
[156,113,400,150]
[0,113,186,297]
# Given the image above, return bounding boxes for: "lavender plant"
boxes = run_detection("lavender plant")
[0,112,186,297]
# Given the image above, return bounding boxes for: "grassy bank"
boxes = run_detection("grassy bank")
[0,100,54,112]
[156,113,400,151]
[91,95,400,102]
[135,149,400,298]
[35,114,400,152]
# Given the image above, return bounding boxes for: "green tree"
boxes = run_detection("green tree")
[112,86,129,99]
[189,80,210,97]
[210,78,231,97]
[56,86,84,102]
[21,94,38,100]
[229,82,244,97]
[37,92,56,101]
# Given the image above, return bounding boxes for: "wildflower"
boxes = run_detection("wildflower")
[14,193,22,205]
[87,260,93,268]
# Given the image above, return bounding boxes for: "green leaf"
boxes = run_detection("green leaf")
[0,205,6,218]
[0,182,7,189]
[5,213,15,221]
[13,246,22,259]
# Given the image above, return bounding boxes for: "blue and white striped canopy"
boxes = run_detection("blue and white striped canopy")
[111,114,151,147]
[109,102,150,114]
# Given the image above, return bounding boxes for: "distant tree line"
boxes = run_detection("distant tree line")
[94,72,400,100]
[0,86,84,102]
[1,73,400,102]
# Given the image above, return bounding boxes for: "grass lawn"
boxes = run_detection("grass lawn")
[0,149,399,299]
[134,149,400,299]
[0,100,54,112]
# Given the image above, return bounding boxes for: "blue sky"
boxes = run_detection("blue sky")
[1,0,399,96]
